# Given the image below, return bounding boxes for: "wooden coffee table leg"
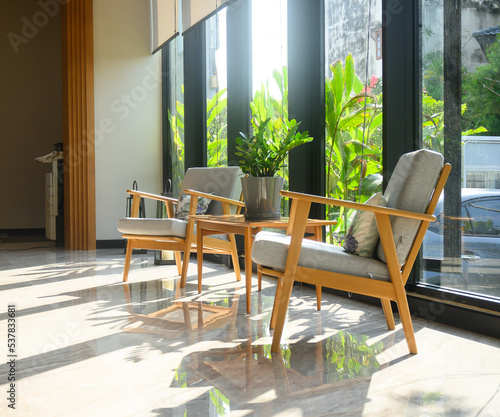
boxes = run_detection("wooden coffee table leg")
[197,224,204,294]
[244,228,253,314]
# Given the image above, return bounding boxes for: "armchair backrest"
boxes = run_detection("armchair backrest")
[376,149,444,265]
[180,167,244,215]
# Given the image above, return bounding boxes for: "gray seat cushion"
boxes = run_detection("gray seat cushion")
[118,217,187,238]
[117,217,230,241]
[376,149,444,264]
[252,231,390,282]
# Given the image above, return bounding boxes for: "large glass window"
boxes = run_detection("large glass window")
[420,0,500,300]
[166,29,185,195]
[252,0,287,98]
[251,0,289,214]
[324,0,383,242]
[206,9,228,167]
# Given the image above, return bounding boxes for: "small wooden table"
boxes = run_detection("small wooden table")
[193,214,337,314]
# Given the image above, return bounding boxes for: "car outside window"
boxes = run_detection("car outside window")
[428,206,471,235]
[461,205,473,236]
[465,198,500,237]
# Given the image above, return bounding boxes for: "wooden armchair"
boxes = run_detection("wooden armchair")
[252,149,451,354]
[118,167,245,287]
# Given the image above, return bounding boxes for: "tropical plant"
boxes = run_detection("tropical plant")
[422,50,444,100]
[422,94,488,153]
[324,54,383,241]
[207,88,228,167]
[235,117,313,177]
[462,33,500,136]
[168,101,185,195]
[250,66,288,123]
[168,87,229,191]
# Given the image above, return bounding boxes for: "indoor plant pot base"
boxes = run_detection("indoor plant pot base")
[241,176,284,220]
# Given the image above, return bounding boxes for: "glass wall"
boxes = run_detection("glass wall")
[160,0,500,324]
[420,0,500,299]
[324,0,383,242]
[206,9,228,167]
[252,0,287,97]
[166,31,185,195]
[251,0,289,214]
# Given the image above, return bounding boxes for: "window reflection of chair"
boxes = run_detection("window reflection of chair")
[253,150,451,354]
[118,167,245,287]
[122,280,240,342]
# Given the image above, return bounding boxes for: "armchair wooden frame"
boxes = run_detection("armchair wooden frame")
[267,163,451,354]
[121,188,245,288]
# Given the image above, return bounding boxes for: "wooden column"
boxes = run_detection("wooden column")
[61,0,96,250]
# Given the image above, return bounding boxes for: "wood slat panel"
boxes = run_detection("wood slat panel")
[62,0,96,250]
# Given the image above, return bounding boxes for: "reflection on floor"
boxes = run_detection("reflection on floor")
[0,247,499,416]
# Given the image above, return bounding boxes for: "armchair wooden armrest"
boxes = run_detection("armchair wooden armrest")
[185,189,245,215]
[280,190,436,222]
[184,189,245,207]
[126,189,178,204]
[126,189,178,218]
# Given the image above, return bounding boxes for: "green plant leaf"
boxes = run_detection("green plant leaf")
[345,54,355,97]
[333,61,344,109]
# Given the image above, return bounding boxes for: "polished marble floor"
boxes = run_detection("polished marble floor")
[0,245,499,416]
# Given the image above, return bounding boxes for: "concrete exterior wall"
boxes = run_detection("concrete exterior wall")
[325,0,383,79]
[422,0,500,71]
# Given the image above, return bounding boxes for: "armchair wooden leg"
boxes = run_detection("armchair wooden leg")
[270,277,283,330]
[197,228,203,294]
[180,253,190,288]
[381,299,396,330]
[180,221,195,288]
[174,251,182,276]
[396,297,418,354]
[123,240,134,282]
[271,274,295,353]
[316,285,322,311]
[229,235,241,282]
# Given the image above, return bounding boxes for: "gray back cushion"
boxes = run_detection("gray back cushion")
[180,167,244,215]
[376,149,444,264]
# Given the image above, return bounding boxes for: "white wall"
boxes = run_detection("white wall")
[94,0,163,240]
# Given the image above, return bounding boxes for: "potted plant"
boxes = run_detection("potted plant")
[235,116,313,219]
